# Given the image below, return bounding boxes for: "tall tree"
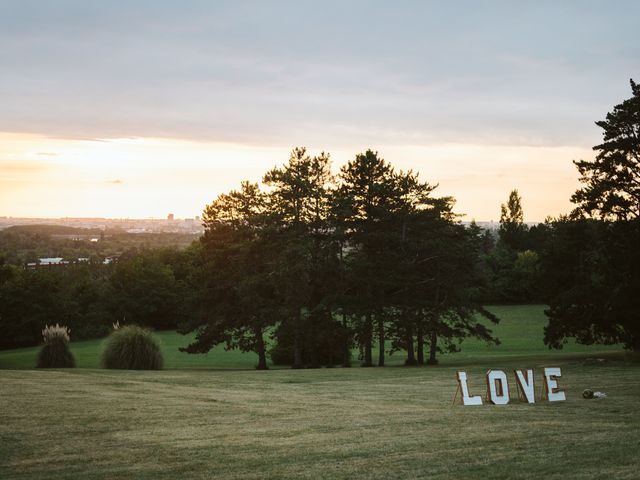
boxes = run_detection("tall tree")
[334,150,399,366]
[485,189,541,303]
[263,148,336,368]
[542,217,640,352]
[498,189,527,251]
[572,79,640,221]
[394,212,500,365]
[382,169,440,365]
[544,80,640,354]
[179,181,275,369]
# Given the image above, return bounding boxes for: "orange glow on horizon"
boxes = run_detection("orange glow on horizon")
[0,132,590,222]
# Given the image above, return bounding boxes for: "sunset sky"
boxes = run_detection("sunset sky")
[1,1,639,221]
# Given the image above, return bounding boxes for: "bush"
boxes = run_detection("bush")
[36,324,76,368]
[101,325,164,370]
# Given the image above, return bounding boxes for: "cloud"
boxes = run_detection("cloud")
[0,2,637,147]
[36,152,59,156]
[109,179,124,184]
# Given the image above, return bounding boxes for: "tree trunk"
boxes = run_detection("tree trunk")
[405,325,417,366]
[362,312,373,367]
[342,312,351,367]
[377,315,385,367]
[255,327,268,370]
[427,329,438,365]
[292,308,303,369]
[416,326,424,365]
[631,338,640,363]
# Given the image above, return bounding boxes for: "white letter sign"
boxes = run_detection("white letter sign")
[455,367,567,406]
[542,367,566,402]
[456,371,483,405]
[514,369,536,404]
[486,369,510,405]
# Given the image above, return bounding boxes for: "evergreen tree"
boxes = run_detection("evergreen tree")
[263,148,336,368]
[544,80,640,354]
[334,150,399,366]
[498,189,527,251]
[572,79,640,221]
[179,181,275,369]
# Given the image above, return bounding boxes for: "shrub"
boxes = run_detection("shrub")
[101,325,163,370]
[36,324,76,368]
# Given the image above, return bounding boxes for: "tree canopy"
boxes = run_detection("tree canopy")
[176,148,501,368]
[572,79,640,220]
[544,80,640,353]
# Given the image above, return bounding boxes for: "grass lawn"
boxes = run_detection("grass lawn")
[0,305,624,370]
[1,305,638,479]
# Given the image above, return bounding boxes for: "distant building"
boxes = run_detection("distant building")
[167,213,174,221]
[39,257,65,265]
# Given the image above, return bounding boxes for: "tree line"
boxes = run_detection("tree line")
[1,79,638,362]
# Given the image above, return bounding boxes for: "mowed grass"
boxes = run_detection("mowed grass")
[1,361,639,479]
[1,305,638,479]
[0,305,623,370]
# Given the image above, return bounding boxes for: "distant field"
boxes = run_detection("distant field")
[0,305,624,370]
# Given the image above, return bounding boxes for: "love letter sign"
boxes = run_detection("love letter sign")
[455,367,566,405]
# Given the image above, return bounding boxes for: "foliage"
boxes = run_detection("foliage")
[542,218,640,352]
[0,224,199,266]
[263,148,337,368]
[36,324,75,368]
[101,325,164,370]
[108,249,188,330]
[178,181,276,369]
[0,264,112,348]
[178,147,501,367]
[542,81,640,353]
[334,150,408,366]
[0,244,199,349]
[572,79,640,221]
[483,190,545,303]
[268,313,348,367]
[499,189,528,251]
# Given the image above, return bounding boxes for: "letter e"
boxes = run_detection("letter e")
[542,367,566,402]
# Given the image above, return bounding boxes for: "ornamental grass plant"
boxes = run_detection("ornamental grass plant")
[101,325,163,370]
[36,324,76,368]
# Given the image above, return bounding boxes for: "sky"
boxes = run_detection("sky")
[1,1,639,221]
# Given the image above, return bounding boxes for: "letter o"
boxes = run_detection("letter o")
[486,369,510,405]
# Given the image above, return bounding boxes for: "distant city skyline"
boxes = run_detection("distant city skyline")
[1,1,638,221]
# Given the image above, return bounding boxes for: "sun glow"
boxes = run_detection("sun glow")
[0,132,588,221]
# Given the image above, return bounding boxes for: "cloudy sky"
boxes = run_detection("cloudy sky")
[1,1,638,220]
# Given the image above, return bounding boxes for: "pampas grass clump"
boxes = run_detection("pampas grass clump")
[101,325,163,370]
[36,324,76,368]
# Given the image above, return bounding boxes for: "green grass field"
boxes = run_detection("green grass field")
[0,305,624,370]
[1,305,638,479]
